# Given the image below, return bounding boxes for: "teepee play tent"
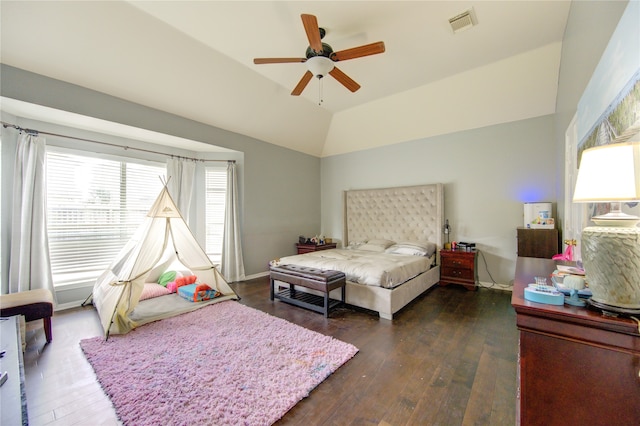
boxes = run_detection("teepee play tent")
[92,185,238,337]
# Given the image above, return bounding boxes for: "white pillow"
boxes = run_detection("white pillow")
[346,241,367,250]
[366,239,395,247]
[358,244,387,252]
[358,239,395,252]
[385,241,437,257]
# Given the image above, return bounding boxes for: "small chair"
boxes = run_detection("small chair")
[0,288,54,343]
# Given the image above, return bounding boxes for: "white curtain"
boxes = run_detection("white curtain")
[9,132,55,298]
[166,158,196,223]
[221,162,245,282]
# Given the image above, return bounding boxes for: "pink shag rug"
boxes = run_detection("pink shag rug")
[81,301,358,426]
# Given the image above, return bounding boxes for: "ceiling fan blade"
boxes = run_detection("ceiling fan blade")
[329,67,361,92]
[253,57,306,64]
[301,14,323,53]
[331,41,386,62]
[291,71,314,96]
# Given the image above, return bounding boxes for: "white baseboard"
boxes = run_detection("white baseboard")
[241,271,269,281]
[477,280,513,291]
[55,300,88,311]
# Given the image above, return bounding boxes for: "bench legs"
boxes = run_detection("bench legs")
[323,292,330,318]
[322,286,345,317]
[271,278,346,317]
[0,295,54,344]
[270,278,275,301]
[43,317,52,343]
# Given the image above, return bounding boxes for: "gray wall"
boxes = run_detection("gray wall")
[320,0,631,287]
[321,115,556,286]
[0,65,321,281]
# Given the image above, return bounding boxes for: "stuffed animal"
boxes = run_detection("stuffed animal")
[174,275,198,291]
[193,283,221,301]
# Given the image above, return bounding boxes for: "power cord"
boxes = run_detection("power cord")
[476,250,513,291]
[476,249,502,289]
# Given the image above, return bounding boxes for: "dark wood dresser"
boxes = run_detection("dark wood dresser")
[512,257,640,425]
[296,243,337,254]
[439,249,477,291]
[516,227,559,258]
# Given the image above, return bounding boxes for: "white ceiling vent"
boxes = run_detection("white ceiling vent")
[449,9,477,33]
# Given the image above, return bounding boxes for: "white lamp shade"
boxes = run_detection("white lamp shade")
[573,142,640,202]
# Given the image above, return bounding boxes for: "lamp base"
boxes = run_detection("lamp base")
[565,289,586,307]
[591,215,640,227]
[587,298,640,316]
[591,203,640,227]
[581,226,640,310]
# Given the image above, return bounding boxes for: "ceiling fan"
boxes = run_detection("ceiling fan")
[253,14,386,96]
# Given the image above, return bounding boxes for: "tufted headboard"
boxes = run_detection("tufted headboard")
[343,183,444,248]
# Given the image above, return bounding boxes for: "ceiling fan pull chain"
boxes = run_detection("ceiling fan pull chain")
[319,77,324,105]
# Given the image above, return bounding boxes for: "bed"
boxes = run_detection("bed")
[275,183,444,319]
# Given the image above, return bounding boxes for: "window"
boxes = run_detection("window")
[46,148,165,287]
[205,166,227,263]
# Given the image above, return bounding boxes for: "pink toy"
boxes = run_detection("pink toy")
[552,239,575,261]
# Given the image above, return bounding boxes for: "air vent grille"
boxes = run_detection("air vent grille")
[449,9,476,33]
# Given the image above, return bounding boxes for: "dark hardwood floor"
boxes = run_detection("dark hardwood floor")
[22,277,518,425]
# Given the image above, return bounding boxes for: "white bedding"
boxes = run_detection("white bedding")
[277,248,434,289]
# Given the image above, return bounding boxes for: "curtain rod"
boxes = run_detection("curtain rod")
[1,121,235,164]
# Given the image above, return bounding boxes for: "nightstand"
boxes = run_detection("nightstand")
[296,243,337,254]
[439,249,477,291]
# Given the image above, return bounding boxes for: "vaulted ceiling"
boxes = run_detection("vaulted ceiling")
[0,1,571,157]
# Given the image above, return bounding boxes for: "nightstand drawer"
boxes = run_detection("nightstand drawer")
[444,255,475,269]
[441,266,475,280]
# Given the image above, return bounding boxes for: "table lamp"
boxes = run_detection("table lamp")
[572,141,640,314]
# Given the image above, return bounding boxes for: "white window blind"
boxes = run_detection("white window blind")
[205,166,227,262]
[46,148,165,287]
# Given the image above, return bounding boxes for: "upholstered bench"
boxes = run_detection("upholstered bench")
[0,289,54,343]
[270,264,346,317]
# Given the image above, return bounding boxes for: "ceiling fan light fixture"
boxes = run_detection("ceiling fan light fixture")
[253,13,384,96]
[306,56,335,78]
